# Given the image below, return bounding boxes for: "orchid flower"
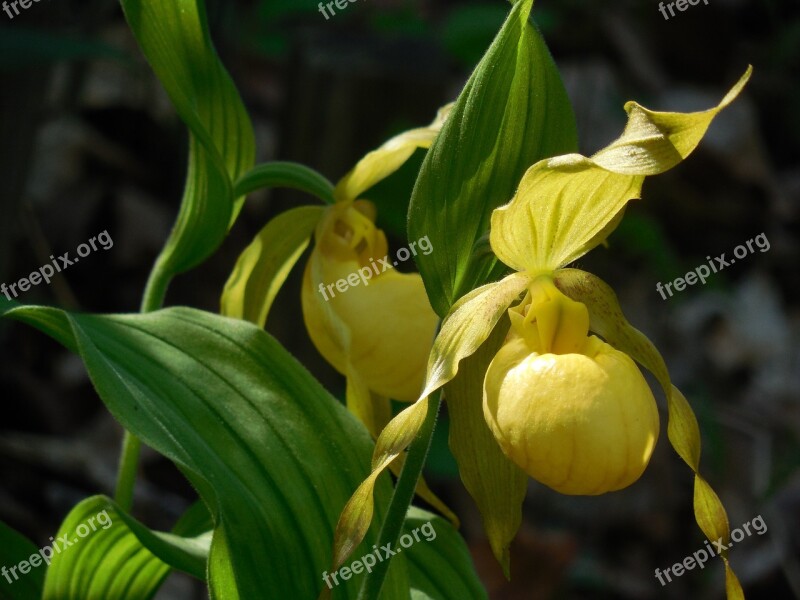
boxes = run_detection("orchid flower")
[331,67,752,599]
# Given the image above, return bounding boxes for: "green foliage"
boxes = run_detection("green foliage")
[41,496,209,600]
[1,301,400,598]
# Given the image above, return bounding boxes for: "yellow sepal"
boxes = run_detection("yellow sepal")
[490,67,751,272]
[333,103,454,203]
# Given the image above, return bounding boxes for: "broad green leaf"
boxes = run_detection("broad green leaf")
[120,0,255,279]
[445,316,526,577]
[408,0,578,317]
[0,520,44,600]
[42,496,209,600]
[0,300,410,599]
[221,205,325,327]
[404,507,487,600]
[233,162,335,204]
[491,68,752,273]
[553,269,743,599]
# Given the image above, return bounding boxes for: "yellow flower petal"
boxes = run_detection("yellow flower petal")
[422,271,530,396]
[328,271,529,571]
[333,103,454,203]
[490,67,752,271]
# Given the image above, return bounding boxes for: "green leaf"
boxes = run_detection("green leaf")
[0,520,44,600]
[0,302,408,599]
[404,508,488,600]
[41,495,209,600]
[408,0,578,317]
[120,0,256,280]
[114,499,212,580]
[221,205,325,327]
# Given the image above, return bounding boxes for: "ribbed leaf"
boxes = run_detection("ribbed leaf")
[120,0,255,278]
[41,496,209,600]
[233,162,335,205]
[0,299,482,599]
[408,0,577,317]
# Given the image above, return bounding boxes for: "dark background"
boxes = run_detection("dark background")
[0,0,798,598]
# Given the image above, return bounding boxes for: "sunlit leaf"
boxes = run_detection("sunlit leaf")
[0,299,405,599]
[41,496,209,600]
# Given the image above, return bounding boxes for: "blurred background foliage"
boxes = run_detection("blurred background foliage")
[0,0,798,598]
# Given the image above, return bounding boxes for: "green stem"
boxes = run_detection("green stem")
[114,257,172,511]
[357,392,442,600]
[233,162,335,205]
[114,432,141,512]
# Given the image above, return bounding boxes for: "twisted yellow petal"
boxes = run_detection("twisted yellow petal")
[333,103,454,203]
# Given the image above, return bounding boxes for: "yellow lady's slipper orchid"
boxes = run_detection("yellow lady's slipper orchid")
[332,67,752,600]
[301,199,437,402]
[223,103,452,418]
[483,276,660,495]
